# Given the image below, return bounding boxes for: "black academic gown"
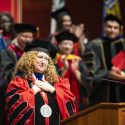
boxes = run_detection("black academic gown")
[90,36,125,104]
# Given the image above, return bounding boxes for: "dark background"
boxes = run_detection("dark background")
[22,0,125,40]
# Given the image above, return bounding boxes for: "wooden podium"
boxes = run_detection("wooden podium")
[61,103,125,125]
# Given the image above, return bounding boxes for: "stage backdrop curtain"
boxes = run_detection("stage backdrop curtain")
[0,0,22,22]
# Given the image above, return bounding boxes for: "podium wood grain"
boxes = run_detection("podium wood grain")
[61,103,125,125]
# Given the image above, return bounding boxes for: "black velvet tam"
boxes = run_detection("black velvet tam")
[105,14,122,26]
[55,31,78,43]
[51,7,71,21]
[14,23,37,33]
[24,39,58,59]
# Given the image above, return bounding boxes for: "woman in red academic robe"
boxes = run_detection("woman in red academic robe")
[5,39,76,125]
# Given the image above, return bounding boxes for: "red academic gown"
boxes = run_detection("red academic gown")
[5,74,76,125]
[56,54,84,112]
[8,44,23,59]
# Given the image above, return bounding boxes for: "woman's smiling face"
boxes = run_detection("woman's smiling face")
[34,51,49,73]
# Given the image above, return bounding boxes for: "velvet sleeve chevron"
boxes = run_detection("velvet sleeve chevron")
[5,76,35,125]
[54,77,76,120]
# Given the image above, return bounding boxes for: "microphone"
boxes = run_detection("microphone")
[86,76,125,85]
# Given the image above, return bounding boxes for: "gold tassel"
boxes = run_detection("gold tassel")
[36,27,40,38]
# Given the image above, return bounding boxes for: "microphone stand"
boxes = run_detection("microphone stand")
[87,76,125,85]
[87,76,125,102]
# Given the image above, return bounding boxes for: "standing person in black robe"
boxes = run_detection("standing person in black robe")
[90,14,125,105]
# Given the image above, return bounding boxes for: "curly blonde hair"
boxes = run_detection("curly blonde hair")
[14,51,58,84]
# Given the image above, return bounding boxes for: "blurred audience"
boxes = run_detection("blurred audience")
[55,31,91,112]
[49,7,72,45]
[0,12,16,47]
[0,22,37,125]
[8,23,37,59]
